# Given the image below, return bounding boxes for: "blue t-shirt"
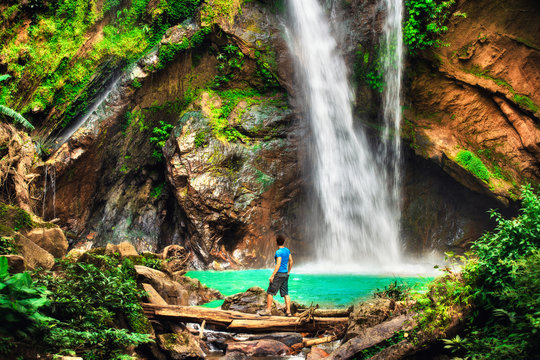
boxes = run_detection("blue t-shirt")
[275,247,290,273]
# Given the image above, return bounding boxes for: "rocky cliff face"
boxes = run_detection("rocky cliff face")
[335,0,538,254]
[405,0,540,204]
[4,0,537,265]
[41,1,302,268]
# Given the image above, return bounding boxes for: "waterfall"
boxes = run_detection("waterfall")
[41,164,56,220]
[381,0,404,224]
[287,0,402,271]
[55,74,123,147]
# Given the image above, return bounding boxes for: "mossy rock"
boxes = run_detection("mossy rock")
[0,203,34,236]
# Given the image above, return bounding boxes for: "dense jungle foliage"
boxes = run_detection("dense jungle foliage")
[414,186,539,359]
[0,253,152,359]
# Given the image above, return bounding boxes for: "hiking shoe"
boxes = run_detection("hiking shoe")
[259,310,271,316]
[286,312,293,317]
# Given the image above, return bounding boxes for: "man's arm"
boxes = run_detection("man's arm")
[270,257,281,283]
[288,254,293,274]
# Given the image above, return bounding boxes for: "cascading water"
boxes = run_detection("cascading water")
[287,0,402,271]
[380,0,404,222]
[41,164,56,220]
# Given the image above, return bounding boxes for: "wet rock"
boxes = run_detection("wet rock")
[226,339,290,357]
[15,234,54,270]
[221,286,281,315]
[307,346,330,360]
[344,298,406,342]
[233,332,303,347]
[25,227,68,258]
[106,241,139,257]
[223,351,248,360]
[158,331,205,360]
[1,255,25,273]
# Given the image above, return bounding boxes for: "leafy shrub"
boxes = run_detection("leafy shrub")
[416,186,539,359]
[0,237,19,255]
[455,150,491,182]
[36,255,153,358]
[374,280,411,301]
[403,0,455,52]
[150,120,175,161]
[0,257,52,338]
[354,46,385,92]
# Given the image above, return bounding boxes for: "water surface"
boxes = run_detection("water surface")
[187,269,432,308]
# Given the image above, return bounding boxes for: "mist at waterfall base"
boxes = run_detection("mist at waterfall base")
[187,269,433,308]
[287,0,439,274]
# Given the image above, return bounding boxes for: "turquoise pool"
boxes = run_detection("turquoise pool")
[186,269,433,308]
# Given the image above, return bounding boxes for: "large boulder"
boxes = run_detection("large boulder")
[106,241,139,258]
[226,339,290,357]
[15,234,54,270]
[25,227,68,258]
[221,286,281,315]
[135,265,221,305]
[232,333,303,348]
[157,330,205,360]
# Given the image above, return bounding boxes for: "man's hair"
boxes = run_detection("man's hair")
[276,234,286,246]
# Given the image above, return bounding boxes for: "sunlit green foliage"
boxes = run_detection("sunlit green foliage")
[0,0,202,130]
[35,254,153,359]
[415,186,540,359]
[150,121,175,161]
[0,237,19,255]
[211,43,245,88]
[455,150,491,182]
[403,0,455,52]
[354,45,385,92]
[0,257,52,339]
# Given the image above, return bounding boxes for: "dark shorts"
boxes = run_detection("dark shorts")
[267,272,289,297]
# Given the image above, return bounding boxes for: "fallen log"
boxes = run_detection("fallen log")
[142,303,348,333]
[327,314,415,360]
[296,308,352,318]
[303,335,338,347]
[227,317,347,333]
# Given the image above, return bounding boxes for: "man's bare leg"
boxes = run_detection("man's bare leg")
[284,295,291,315]
[266,294,273,312]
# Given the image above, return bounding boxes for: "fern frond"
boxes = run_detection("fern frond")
[0,105,35,130]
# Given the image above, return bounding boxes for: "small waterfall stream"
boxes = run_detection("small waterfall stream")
[287,0,402,271]
[41,164,56,220]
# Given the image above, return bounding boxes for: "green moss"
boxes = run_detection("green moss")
[0,203,35,235]
[455,150,491,182]
[466,66,538,113]
[513,94,538,113]
[205,88,263,143]
[0,0,202,131]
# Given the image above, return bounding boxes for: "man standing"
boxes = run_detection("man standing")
[260,234,293,316]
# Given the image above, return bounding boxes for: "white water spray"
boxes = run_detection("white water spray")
[288,0,402,271]
[381,0,404,219]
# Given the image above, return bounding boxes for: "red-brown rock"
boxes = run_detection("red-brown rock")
[226,339,290,357]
